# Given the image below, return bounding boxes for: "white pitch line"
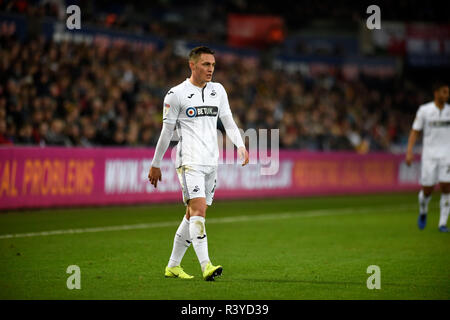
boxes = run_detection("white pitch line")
[0,204,415,240]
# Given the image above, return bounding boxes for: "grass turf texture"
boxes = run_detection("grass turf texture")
[0,192,448,300]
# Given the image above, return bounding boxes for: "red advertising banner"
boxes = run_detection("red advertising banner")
[371,22,450,65]
[227,14,285,48]
[0,147,420,210]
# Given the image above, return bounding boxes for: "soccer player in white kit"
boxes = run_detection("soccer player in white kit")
[406,82,450,232]
[148,46,249,280]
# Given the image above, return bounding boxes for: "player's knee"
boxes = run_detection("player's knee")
[440,183,450,194]
[441,192,450,205]
[190,208,206,217]
[188,198,207,217]
[423,187,434,197]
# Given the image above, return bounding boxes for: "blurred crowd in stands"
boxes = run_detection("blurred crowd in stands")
[2,0,448,44]
[0,0,443,152]
[0,32,428,152]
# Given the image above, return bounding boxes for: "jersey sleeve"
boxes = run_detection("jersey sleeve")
[221,114,245,148]
[162,89,181,125]
[151,122,176,168]
[218,83,232,119]
[412,107,424,131]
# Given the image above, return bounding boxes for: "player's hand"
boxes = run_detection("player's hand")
[148,166,162,188]
[238,146,249,166]
[405,152,414,166]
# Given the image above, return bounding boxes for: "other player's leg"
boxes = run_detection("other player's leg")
[438,182,450,233]
[418,186,433,230]
[418,159,438,230]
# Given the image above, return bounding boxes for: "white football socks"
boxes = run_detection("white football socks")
[418,190,431,215]
[189,216,210,272]
[167,217,191,268]
[439,193,450,228]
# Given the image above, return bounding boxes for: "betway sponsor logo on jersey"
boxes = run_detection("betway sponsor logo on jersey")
[429,120,450,127]
[186,106,218,118]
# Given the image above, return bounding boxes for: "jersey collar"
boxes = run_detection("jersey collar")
[186,78,207,90]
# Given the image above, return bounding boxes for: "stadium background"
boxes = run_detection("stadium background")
[0,0,449,300]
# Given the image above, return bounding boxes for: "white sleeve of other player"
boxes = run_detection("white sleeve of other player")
[162,90,181,125]
[218,84,232,119]
[412,107,424,131]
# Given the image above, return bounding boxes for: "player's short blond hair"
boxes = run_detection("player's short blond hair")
[189,46,215,62]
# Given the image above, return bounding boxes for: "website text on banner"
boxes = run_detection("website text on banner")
[0,147,420,210]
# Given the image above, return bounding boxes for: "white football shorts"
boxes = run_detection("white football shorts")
[176,165,217,206]
[421,159,450,186]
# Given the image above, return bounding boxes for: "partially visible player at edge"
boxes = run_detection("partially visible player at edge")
[406,81,450,232]
[148,46,249,280]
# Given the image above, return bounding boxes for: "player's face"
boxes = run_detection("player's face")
[191,53,215,83]
[435,86,449,104]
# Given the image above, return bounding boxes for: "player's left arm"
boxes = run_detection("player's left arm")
[218,84,249,166]
[221,114,248,166]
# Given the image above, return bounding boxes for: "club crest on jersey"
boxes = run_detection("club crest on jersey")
[210,89,217,98]
[163,103,171,117]
[186,107,197,117]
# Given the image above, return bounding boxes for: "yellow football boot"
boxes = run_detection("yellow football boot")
[202,262,223,281]
[164,266,194,279]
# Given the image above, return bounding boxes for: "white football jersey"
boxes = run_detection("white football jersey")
[162,78,233,167]
[412,101,450,161]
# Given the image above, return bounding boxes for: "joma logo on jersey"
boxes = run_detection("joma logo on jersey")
[186,106,218,118]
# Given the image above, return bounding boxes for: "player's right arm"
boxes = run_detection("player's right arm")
[406,129,420,166]
[148,89,180,188]
[406,106,424,166]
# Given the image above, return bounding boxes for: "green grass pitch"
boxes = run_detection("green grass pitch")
[0,192,449,300]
